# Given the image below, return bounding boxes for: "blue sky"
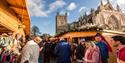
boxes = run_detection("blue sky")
[27,0,125,35]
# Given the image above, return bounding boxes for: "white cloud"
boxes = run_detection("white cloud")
[27,0,48,17]
[60,10,66,14]
[116,0,125,5]
[86,11,90,15]
[98,0,125,13]
[115,0,125,13]
[60,10,70,16]
[46,0,66,14]
[49,0,66,11]
[102,0,113,4]
[79,7,87,12]
[27,0,67,17]
[108,0,125,13]
[67,2,77,11]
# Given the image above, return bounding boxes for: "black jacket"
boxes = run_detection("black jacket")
[43,42,53,55]
[76,45,85,60]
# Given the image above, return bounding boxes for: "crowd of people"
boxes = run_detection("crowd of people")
[0,33,22,63]
[0,33,125,63]
[72,33,125,63]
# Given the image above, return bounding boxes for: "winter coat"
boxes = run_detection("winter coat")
[84,46,102,63]
[96,41,109,62]
[117,46,125,63]
[55,40,71,63]
[76,45,86,60]
[43,42,53,56]
[21,40,39,63]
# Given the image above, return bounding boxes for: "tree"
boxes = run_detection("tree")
[31,25,40,36]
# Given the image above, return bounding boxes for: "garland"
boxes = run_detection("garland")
[55,26,103,37]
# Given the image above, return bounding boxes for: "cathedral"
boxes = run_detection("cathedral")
[56,0,125,34]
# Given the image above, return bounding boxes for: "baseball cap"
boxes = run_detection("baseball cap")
[80,39,86,42]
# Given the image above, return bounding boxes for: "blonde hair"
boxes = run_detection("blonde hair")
[87,41,96,48]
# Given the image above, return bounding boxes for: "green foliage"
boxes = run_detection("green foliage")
[31,25,41,36]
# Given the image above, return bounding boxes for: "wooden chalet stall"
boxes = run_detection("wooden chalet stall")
[56,30,125,63]
[0,0,30,38]
[56,30,125,44]
[56,32,97,44]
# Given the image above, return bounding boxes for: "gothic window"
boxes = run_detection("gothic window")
[107,15,119,30]
[61,21,64,25]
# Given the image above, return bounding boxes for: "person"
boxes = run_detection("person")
[20,36,42,63]
[83,42,101,63]
[76,39,86,63]
[42,37,53,63]
[111,35,125,63]
[95,34,109,63]
[55,38,71,63]
[72,43,78,62]
[38,36,44,63]
[96,33,112,52]
[25,35,32,43]
[50,38,58,63]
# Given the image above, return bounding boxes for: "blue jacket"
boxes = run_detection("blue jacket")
[96,41,109,60]
[55,40,71,63]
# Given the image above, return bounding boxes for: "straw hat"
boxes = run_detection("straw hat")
[2,33,8,37]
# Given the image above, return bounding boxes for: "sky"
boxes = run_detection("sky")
[26,0,125,35]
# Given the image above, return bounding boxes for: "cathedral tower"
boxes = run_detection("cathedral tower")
[56,12,68,34]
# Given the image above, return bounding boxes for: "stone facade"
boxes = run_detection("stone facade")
[56,0,125,34]
[56,12,68,33]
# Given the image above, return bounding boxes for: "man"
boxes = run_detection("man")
[21,36,42,63]
[55,38,71,63]
[50,38,58,63]
[43,37,53,63]
[95,34,109,63]
[76,39,86,63]
[111,35,125,63]
[38,37,44,63]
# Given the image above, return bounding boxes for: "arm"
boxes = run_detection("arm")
[76,46,81,59]
[54,44,60,56]
[69,44,72,57]
[92,50,99,63]
[84,49,94,63]
[40,47,43,52]
[84,49,99,63]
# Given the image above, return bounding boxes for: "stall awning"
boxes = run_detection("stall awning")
[0,9,19,32]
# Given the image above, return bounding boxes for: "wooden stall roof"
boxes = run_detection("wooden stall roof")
[6,0,30,35]
[0,24,12,34]
[57,32,98,38]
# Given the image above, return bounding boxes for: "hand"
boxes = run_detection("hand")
[82,57,84,60]
[40,47,43,51]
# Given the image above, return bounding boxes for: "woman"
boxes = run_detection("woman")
[83,42,102,63]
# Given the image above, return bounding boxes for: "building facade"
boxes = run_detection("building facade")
[56,0,125,34]
[56,12,68,33]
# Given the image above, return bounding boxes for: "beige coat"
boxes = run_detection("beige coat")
[21,40,39,63]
